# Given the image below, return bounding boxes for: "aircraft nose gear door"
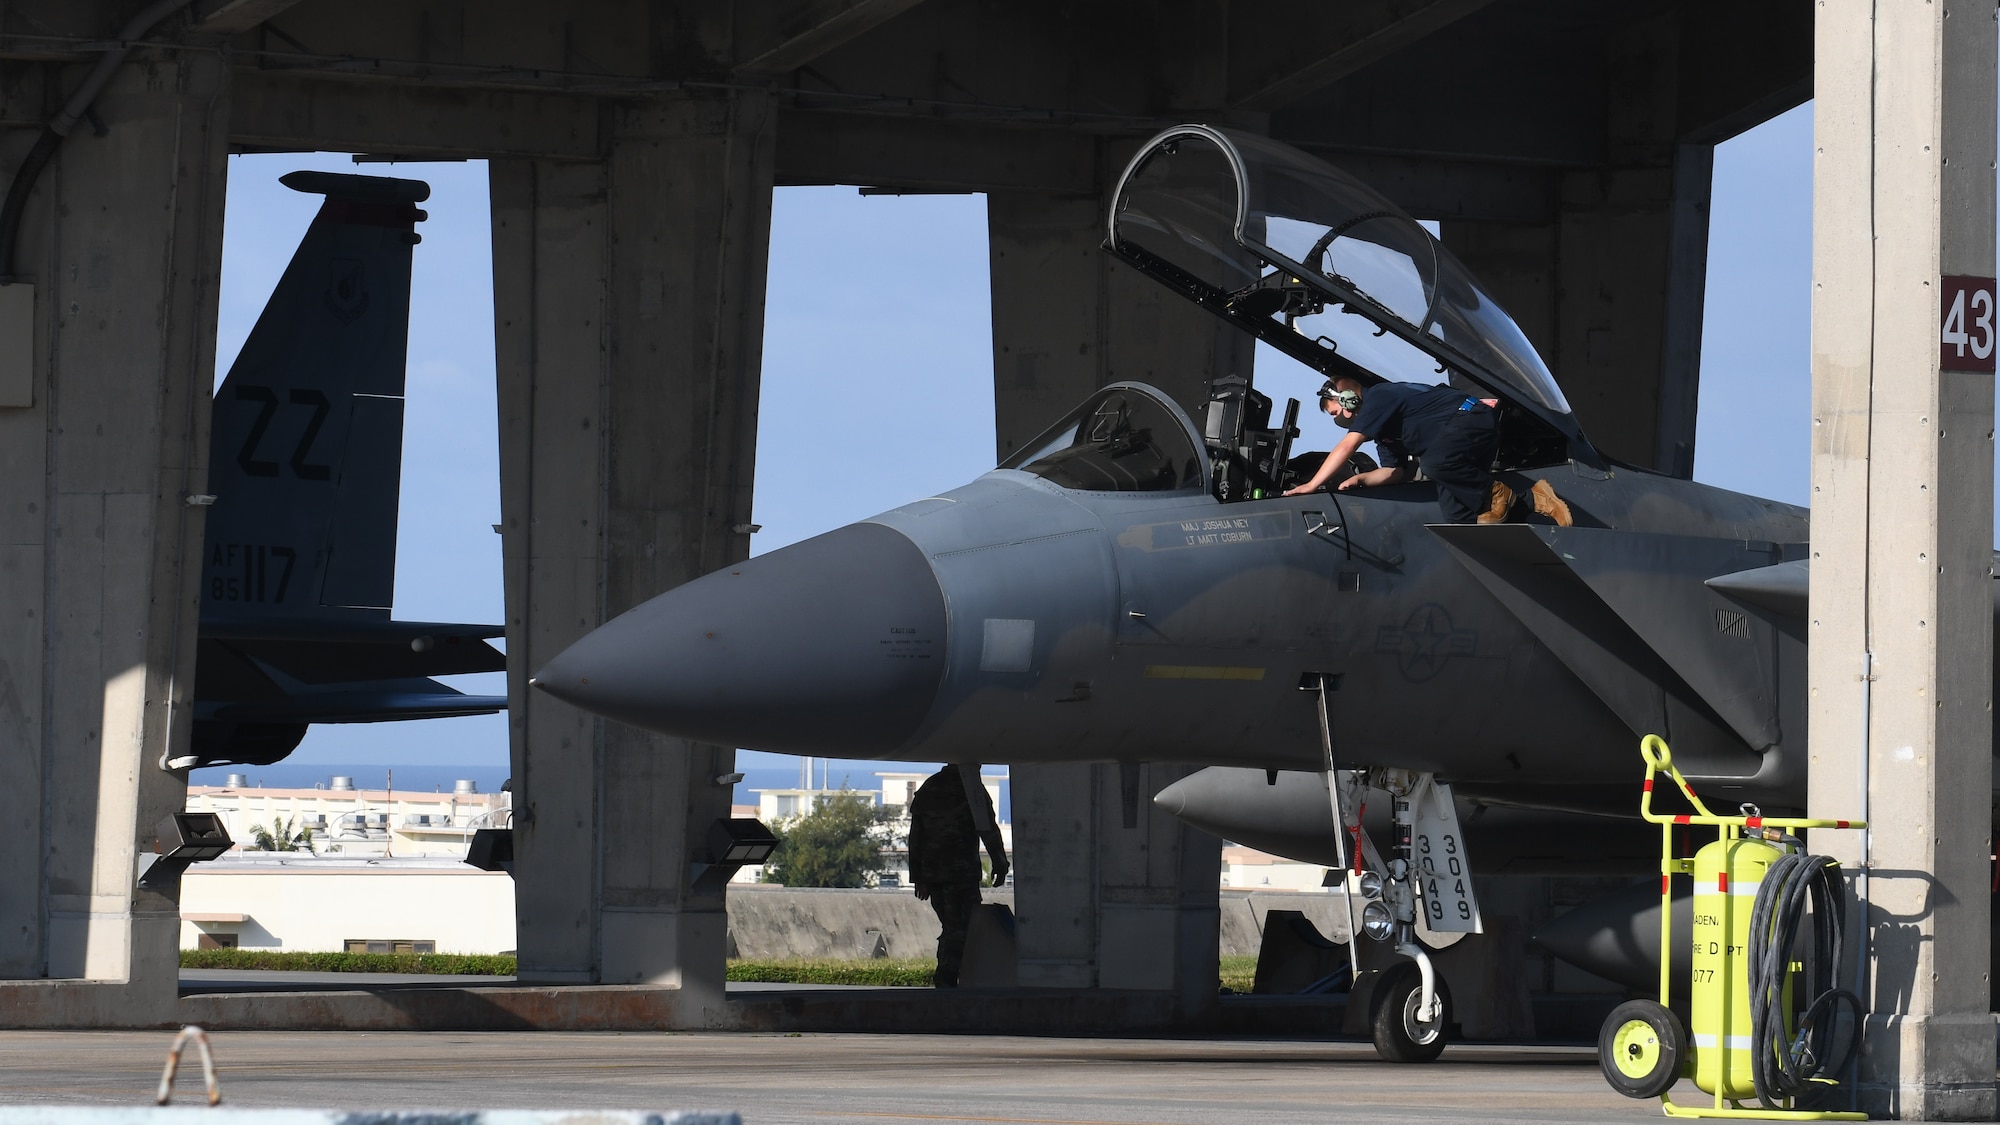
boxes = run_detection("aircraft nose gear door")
[1309,676,1482,1063]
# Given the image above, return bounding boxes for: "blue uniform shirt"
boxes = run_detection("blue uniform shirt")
[1346,381,1474,467]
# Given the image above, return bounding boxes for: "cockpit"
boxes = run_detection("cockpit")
[1101,124,1601,502]
[1002,384,1205,493]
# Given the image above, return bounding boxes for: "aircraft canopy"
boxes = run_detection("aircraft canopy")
[1108,125,1594,464]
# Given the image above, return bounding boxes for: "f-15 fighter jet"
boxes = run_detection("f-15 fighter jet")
[533,126,1983,1057]
[536,126,1825,813]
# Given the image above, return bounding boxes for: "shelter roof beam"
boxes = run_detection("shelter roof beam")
[1227,0,1495,112]
[735,0,932,76]
[188,0,311,35]
[229,71,604,160]
[775,111,1097,194]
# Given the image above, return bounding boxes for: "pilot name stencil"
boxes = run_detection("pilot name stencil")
[1376,603,1477,682]
[1123,511,1292,552]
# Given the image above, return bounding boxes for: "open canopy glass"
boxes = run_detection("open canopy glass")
[1108,124,1596,466]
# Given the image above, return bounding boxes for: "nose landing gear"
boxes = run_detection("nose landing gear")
[1307,673,1482,1063]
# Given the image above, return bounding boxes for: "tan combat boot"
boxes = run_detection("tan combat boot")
[1529,479,1573,527]
[1477,480,1514,524]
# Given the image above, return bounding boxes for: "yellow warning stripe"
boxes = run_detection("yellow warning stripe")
[1142,665,1265,681]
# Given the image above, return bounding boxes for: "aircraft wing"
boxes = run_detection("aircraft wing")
[1431,523,1790,768]
[199,678,506,726]
[1707,552,2000,622]
[202,619,505,684]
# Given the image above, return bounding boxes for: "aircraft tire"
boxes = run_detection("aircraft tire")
[1597,999,1685,1099]
[1369,961,1451,1063]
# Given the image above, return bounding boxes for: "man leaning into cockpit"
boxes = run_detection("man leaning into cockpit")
[1283,375,1571,527]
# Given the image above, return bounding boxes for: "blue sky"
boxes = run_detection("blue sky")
[211,104,1827,775]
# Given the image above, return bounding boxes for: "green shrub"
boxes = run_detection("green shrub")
[179,948,516,975]
[761,792,888,888]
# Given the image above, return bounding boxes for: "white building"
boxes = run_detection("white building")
[180,855,515,954]
[184,774,509,860]
[1220,844,1332,891]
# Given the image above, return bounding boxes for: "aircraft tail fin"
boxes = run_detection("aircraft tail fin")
[203,171,430,622]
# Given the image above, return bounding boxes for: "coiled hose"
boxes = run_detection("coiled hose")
[1747,851,1864,1108]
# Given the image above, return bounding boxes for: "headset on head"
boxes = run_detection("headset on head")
[1317,380,1362,422]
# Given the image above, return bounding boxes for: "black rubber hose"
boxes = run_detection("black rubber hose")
[1747,851,1864,1108]
[0,0,195,283]
[0,128,60,283]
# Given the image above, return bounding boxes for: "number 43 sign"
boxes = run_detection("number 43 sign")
[1941,275,1997,373]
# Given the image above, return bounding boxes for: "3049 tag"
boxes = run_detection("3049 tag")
[1940,275,1997,373]
[1410,778,1483,934]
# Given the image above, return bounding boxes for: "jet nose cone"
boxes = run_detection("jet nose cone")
[534,522,946,755]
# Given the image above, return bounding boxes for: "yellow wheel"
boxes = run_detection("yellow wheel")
[1612,1019,1660,1075]
[1598,999,1684,1099]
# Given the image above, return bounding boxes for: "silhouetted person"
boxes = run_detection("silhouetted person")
[908,763,1008,987]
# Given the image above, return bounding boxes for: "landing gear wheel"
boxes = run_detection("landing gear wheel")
[1597,999,1686,1099]
[1370,961,1451,1063]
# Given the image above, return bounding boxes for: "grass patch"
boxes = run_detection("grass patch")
[1219,954,1258,994]
[727,957,934,987]
[180,948,516,975]
[727,955,1264,992]
[182,949,1258,990]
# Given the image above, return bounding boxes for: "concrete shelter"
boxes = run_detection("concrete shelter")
[0,1,1991,1114]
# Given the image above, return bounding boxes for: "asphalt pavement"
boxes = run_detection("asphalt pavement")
[0,1029,1817,1124]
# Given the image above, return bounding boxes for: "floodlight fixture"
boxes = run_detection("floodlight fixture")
[690,817,780,893]
[136,813,233,889]
[708,817,779,866]
[465,827,514,874]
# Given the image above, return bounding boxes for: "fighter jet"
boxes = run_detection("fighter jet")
[530,125,1964,1054]
[535,125,1816,813]
[181,171,504,770]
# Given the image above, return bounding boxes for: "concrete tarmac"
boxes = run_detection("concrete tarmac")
[0,1030,1820,1124]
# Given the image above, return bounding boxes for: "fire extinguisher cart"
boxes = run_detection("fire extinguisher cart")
[1598,735,1869,1121]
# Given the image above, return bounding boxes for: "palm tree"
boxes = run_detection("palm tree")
[247,815,314,854]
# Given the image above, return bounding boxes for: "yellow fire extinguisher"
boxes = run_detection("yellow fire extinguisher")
[1596,735,1868,1121]
[1689,834,1786,1101]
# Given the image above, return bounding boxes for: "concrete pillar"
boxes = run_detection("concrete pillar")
[1809,1,1996,1118]
[1440,144,1710,477]
[1548,153,1710,475]
[0,53,229,1022]
[1438,220,1558,364]
[988,187,1239,1013]
[989,192,1244,461]
[493,90,774,1014]
[1440,15,1713,478]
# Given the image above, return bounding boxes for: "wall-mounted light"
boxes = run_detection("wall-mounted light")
[690,817,779,893]
[136,813,233,889]
[465,828,513,874]
[709,817,778,865]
